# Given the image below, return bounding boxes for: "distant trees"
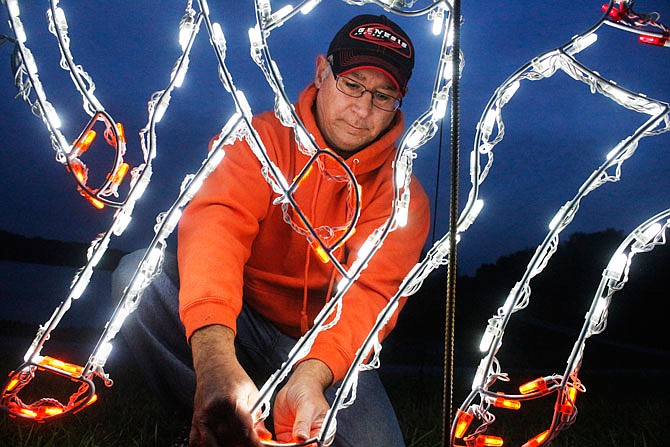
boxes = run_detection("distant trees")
[1,228,667,370]
[385,228,669,370]
[0,230,126,271]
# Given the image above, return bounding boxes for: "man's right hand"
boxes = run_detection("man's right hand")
[188,325,270,447]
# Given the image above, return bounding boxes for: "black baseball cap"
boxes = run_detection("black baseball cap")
[328,14,414,94]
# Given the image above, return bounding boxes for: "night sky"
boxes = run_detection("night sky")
[1,0,669,282]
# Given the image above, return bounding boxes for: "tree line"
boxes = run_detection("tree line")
[386,228,669,369]
[0,230,126,271]
[1,228,668,369]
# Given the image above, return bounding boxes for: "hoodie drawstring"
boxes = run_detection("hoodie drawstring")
[301,169,324,334]
[301,245,311,334]
[300,156,358,334]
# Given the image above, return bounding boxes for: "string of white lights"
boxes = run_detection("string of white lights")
[4,0,69,160]
[452,209,670,446]
[450,3,670,446]
[8,0,134,207]
[316,4,467,443]
[243,3,458,442]
[544,208,670,435]
[0,0,202,420]
[1,0,447,425]
[79,2,453,440]
[3,3,664,445]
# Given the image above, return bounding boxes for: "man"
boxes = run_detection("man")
[114,13,430,447]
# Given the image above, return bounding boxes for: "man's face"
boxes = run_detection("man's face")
[313,55,400,157]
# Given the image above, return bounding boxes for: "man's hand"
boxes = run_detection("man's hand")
[273,359,334,444]
[188,325,270,447]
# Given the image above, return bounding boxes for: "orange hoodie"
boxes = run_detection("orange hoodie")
[178,84,430,382]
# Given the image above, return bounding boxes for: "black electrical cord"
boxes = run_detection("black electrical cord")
[441,0,461,445]
[431,120,444,243]
[1,34,23,89]
[0,34,17,46]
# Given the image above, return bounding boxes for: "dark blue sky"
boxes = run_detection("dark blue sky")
[1,0,669,279]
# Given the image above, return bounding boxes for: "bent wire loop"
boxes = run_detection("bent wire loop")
[448,2,670,447]
[9,0,134,208]
[0,0,199,420]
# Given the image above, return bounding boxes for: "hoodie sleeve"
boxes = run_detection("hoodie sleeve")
[304,177,431,382]
[177,130,273,340]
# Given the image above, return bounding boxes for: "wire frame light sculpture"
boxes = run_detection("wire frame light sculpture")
[244,1,459,444]
[1,0,455,432]
[6,0,141,209]
[0,0,201,420]
[452,208,670,447]
[450,2,669,446]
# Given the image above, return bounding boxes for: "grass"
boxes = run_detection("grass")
[1,335,668,446]
[0,359,188,446]
[0,327,190,447]
[386,369,670,447]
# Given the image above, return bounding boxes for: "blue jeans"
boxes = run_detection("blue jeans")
[114,249,406,447]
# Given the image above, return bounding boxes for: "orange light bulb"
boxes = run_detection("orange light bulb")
[522,429,550,447]
[454,409,474,438]
[519,377,548,395]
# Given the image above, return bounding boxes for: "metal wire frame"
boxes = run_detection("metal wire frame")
[0,0,201,420]
[450,2,670,446]
[244,2,457,444]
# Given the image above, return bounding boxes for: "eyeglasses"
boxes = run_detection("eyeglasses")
[331,69,402,112]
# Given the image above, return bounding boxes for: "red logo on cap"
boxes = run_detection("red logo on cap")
[350,24,412,59]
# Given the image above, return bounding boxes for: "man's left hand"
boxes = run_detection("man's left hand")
[273,359,333,443]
